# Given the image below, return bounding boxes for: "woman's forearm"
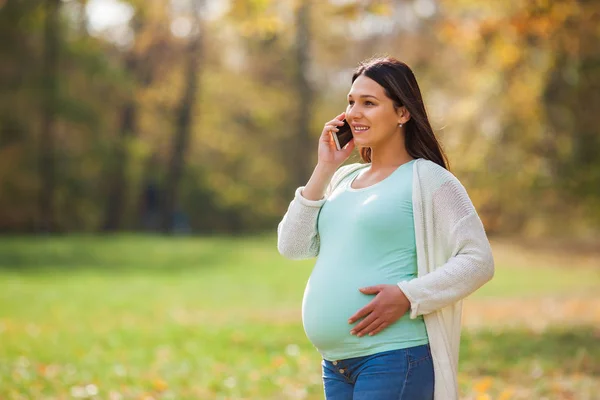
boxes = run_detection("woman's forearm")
[301,163,338,201]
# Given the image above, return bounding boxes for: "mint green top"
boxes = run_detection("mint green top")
[302,159,428,360]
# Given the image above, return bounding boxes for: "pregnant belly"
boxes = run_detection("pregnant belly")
[301,274,372,352]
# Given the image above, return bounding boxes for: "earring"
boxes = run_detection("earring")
[398,123,403,128]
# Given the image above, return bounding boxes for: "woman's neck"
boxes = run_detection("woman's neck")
[368,137,414,171]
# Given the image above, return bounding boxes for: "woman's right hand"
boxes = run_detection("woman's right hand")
[318,112,355,168]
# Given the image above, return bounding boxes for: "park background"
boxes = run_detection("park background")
[1,0,599,398]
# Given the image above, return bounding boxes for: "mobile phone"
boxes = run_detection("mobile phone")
[332,119,353,151]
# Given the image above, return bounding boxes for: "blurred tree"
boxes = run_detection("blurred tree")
[0,0,41,231]
[289,0,314,192]
[160,0,204,233]
[102,3,170,231]
[103,26,142,232]
[542,0,600,228]
[436,0,600,236]
[0,0,598,237]
[38,0,61,232]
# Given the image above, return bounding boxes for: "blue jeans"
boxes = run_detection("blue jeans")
[322,344,434,400]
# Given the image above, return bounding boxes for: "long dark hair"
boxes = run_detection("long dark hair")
[352,57,449,170]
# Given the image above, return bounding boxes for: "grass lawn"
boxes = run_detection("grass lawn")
[0,235,598,399]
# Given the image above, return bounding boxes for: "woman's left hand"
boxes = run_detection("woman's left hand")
[348,284,411,337]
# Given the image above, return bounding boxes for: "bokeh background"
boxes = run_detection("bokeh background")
[1,0,599,399]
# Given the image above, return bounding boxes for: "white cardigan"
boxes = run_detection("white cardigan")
[277,158,495,400]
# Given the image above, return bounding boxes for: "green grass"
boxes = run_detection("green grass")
[0,235,598,399]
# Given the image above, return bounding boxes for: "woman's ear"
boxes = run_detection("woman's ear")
[397,106,411,125]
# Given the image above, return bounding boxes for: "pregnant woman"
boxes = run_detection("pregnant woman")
[277,57,495,400]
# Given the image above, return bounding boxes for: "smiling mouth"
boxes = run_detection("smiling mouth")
[353,126,370,133]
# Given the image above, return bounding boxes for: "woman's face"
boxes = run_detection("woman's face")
[345,74,403,149]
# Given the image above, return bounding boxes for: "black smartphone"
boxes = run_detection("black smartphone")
[332,119,353,151]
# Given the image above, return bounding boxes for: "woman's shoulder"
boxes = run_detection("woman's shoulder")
[415,159,479,220]
[414,158,465,192]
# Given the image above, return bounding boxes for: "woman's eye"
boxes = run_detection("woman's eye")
[348,100,355,105]
[365,101,374,106]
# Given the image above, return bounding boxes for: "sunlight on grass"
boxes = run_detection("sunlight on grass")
[0,235,598,399]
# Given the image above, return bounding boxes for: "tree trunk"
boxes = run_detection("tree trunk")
[78,0,89,36]
[160,1,203,233]
[102,58,137,232]
[291,0,313,191]
[38,0,60,233]
[102,13,148,232]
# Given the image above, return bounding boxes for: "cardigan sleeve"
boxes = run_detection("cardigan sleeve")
[276,164,358,260]
[397,178,495,318]
[276,186,327,260]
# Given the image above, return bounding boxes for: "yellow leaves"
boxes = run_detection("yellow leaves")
[152,378,168,392]
[332,1,393,20]
[238,15,283,38]
[550,1,579,26]
[227,0,282,38]
[437,20,459,41]
[436,18,496,54]
[436,1,585,68]
[494,37,521,69]
[528,16,552,38]
[37,363,60,379]
[473,376,493,393]
[271,355,286,368]
[366,3,393,17]
[498,388,515,400]
[229,0,273,18]
[467,377,516,399]
[333,3,361,20]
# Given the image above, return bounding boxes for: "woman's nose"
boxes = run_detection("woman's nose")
[345,107,360,121]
